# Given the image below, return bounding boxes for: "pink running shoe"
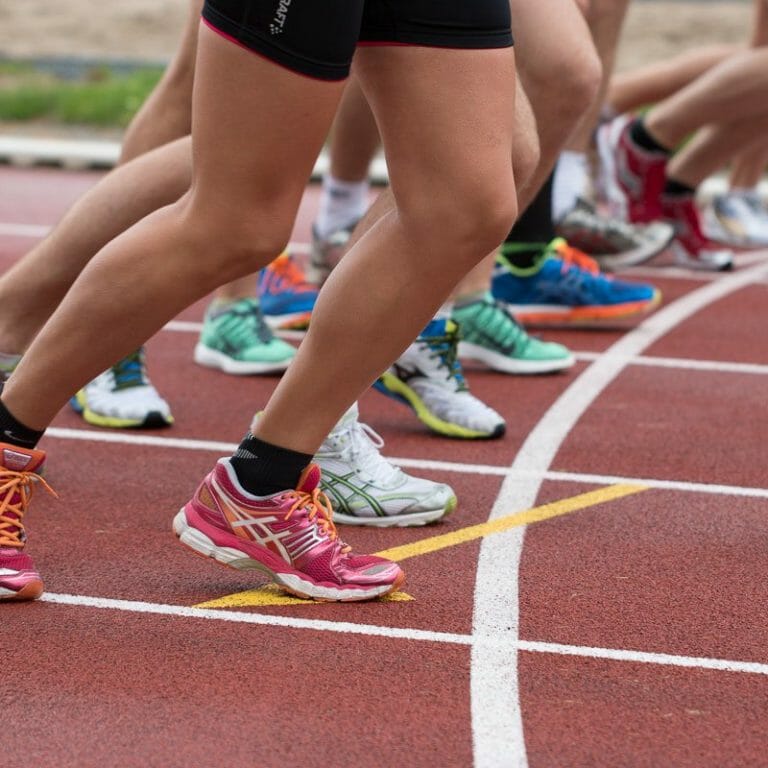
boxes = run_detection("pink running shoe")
[174,460,405,601]
[598,115,668,224]
[662,194,734,272]
[0,443,52,602]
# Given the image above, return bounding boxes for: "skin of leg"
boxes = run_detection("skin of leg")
[607,45,737,115]
[564,0,630,154]
[666,116,768,189]
[729,140,768,189]
[453,79,540,299]
[254,45,518,453]
[645,47,768,149]
[328,74,381,182]
[0,137,192,355]
[2,25,345,430]
[119,0,201,163]
[512,0,601,201]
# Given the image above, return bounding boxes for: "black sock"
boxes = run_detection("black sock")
[663,178,695,198]
[502,172,556,268]
[0,396,44,449]
[229,433,313,496]
[630,118,671,154]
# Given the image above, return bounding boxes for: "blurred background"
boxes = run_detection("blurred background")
[0,0,754,141]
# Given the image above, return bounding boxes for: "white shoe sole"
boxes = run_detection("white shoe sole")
[458,341,574,374]
[332,495,457,528]
[194,344,293,375]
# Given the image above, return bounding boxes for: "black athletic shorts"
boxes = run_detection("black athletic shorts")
[202,0,513,81]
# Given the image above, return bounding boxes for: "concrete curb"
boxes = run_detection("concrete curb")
[0,135,390,183]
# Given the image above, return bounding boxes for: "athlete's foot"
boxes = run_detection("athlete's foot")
[452,293,573,374]
[70,348,174,429]
[706,190,768,248]
[662,195,734,272]
[307,221,359,286]
[375,318,506,439]
[492,238,661,325]
[0,443,53,602]
[174,461,405,601]
[257,252,319,334]
[194,297,296,375]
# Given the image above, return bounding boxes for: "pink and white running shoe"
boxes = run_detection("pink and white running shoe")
[0,443,51,602]
[174,460,405,601]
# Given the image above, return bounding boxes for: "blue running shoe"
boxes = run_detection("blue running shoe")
[257,251,319,333]
[492,238,661,325]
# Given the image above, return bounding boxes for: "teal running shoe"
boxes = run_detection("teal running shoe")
[453,293,574,374]
[492,238,661,325]
[194,297,296,375]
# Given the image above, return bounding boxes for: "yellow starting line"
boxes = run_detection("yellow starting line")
[194,483,647,608]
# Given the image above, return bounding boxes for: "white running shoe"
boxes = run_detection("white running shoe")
[70,348,173,428]
[375,318,506,439]
[316,403,457,527]
[707,190,768,247]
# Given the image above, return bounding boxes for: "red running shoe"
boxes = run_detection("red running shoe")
[0,443,53,601]
[662,194,734,272]
[598,115,668,224]
[174,460,405,601]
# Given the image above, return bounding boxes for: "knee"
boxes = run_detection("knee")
[181,197,293,282]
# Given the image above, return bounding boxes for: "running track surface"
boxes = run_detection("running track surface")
[2,165,768,768]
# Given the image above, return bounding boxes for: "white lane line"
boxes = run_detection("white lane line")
[0,222,52,238]
[38,593,768,677]
[470,260,768,768]
[44,427,768,499]
[574,351,768,376]
[518,640,768,677]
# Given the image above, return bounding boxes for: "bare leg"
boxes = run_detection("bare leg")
[3,26,344,429]
[607,45,737,115]
[0,138,192,354]
[729,141,768,189]
[256,45,518,452]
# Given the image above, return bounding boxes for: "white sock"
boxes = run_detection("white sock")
[315,175,370,239]
[552,151,590,221]
[0,352,22,376]
[433,302,454,321]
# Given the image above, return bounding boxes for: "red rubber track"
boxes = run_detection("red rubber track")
[2,165,767,767]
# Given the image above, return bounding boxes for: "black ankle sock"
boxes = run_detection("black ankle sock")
[229,433,313,496]
[502,172,556,268]
[630,118,671,154]
[0,396,44,449]
[663,178,696,198]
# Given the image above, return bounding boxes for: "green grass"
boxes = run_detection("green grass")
[0,63,163,127]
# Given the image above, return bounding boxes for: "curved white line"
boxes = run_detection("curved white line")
[470,261,768,768]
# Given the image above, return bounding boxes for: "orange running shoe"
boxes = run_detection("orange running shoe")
[0,443,53,601]
[257,252,318,334]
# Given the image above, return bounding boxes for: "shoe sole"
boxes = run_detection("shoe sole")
[458,342,574,375]
[70,392,174,429]
[0,578,44,601]
[506,291,662,326]
[374,375,505,440]
[262,310,312,332]
[593,228,676,271]
[332,494,458,528]
[173,510,404,602]
[193,344,294,375]
[670,241,734,272]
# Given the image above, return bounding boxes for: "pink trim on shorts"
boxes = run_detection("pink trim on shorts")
[200,17,347,82]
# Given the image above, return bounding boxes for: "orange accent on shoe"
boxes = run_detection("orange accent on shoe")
[0,469,57,548]
[514,292,662,324]
[553,241,600,276]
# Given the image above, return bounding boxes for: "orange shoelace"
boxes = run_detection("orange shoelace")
[283,488,351,553]
[0,470,57,548]
[271,254,314,292]
[553,240,601,276]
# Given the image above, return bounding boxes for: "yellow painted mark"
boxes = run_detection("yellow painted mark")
[195,583,413,609]
[375,484,647,563]
[194,484,646,609]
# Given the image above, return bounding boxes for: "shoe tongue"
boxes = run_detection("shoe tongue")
[296,463,321,493]
[0,444,45,473]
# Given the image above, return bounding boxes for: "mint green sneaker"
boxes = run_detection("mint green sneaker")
[194,297,296,375]
[453,293,574,374]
